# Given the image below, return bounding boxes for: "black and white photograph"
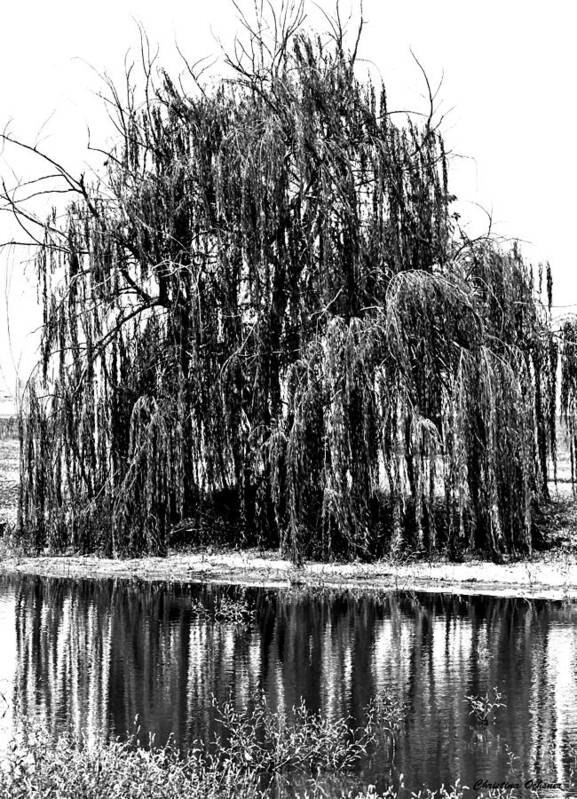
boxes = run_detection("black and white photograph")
[0,1,575,796]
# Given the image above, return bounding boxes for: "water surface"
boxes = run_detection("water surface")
[1,574,576,796]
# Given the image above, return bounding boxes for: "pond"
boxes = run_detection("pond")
[0,574,576,796]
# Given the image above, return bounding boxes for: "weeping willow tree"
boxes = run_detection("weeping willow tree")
[11,4,561,560]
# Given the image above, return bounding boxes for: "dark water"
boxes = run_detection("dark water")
[0,574,576,796]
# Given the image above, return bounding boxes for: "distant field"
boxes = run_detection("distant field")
[0,393,17,443]
[0,417,17,440]
[0,396,15,416]
[0,436,18,524]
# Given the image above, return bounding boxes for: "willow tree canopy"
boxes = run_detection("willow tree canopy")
[13,9,561,561]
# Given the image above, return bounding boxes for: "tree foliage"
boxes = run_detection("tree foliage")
[12,4,560,560]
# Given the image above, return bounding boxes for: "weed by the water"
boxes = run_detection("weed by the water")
[0,690,404,798]
[0,691,526,799]
[190,595,255,624]
[0,729,262,799]
[465,687,506,725]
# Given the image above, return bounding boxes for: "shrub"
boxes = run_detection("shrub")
[0,690,404,799]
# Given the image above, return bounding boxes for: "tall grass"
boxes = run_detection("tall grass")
[0,692,535,798]
[0,691,403,799]
[12,2,560,560]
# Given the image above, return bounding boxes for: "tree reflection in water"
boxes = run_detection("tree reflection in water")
[6,575,577,794]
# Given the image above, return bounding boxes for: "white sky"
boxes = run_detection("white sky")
[1,0,576,393]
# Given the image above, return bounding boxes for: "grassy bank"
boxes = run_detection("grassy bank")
[0,693,400,799]
[2,545,577,600]
[2,436,577,598]
[0,693,514,799]
[3,483,577,599]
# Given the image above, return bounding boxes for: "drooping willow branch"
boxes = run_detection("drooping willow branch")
[8,3,563,561]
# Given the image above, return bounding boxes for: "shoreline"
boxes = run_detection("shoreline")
[2,436,577,600]
[2,547,577,600]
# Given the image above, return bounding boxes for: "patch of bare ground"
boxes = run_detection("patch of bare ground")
[2,434,577,599]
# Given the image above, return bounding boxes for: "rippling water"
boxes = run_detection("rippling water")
[1,574,577,796]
